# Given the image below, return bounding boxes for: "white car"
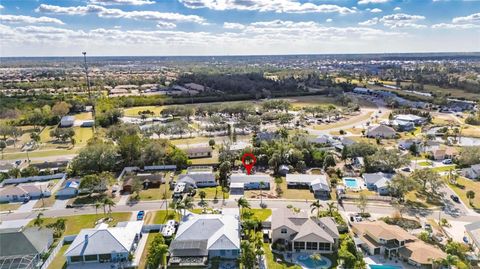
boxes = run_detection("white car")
[442,159,453,164]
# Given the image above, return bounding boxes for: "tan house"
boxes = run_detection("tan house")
[352,221,446,268]
[430,147,458,161]
[271,207,339,254]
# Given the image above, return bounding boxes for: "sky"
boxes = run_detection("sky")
[0,0,479,56]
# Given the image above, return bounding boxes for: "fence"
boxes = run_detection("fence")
[40,238,64,269]
[340,194,392,202]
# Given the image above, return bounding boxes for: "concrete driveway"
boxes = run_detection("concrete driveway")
[52,198,69,210]
[16,199,37,213]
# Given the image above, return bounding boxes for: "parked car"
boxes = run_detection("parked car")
[401,167,411,172]
[442,159,453,164]
[137,210,145,220]
[450,195,460,203]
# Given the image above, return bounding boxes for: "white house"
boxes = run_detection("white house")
[362,172,393,195]
[169,210,240,267]
[60,116,75,127]
[462,164,480,180]
[366,125,397,138]
[229,173,271,194]
[0,184,50,203]
[286,174,330,199]
[56,180,80,197]
[64,221,143,265]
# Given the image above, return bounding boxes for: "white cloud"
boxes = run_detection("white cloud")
[358,0,389,5]
[326,18,333,22]
[452,13,480,24]
[370,8,382,13]
[359,17,379,26]
[36,4,206,24]
[431,23,480,29]
[223,22,246,30]
[179,0,356,14]
[0,14,65,25]
[89,0,155,5]
[0,5,4,9]
[156,21,176,29]
[393,7,401,11]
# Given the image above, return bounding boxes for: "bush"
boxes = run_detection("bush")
[381,216,421,229]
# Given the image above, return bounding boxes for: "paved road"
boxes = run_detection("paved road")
[2,198,479,223]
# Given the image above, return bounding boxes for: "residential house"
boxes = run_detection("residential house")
[462,164,480,180]
[178,173,216,188]
[278,165,290,176]
[169,210,240,267]
[60,116,75,127]
[362,172,393,195]
[353,87,370,94]
[271,207,339,253]
[352,157,365,169]
[366,125,397,138]
[465,221,480,257]
[229,174,271,195]
[0,162,15,173]
[393,114,426,126]
[256,132,279,142]
[429,147,458,161]
[30,159,69,172]
[286,174,330,199]
[352,221,446,267]
[64,221,143,265]
[398,139,423,152]
[56,180,80,197]
[391,120,415,132]
[0,227,54,269]
[186,147,212,159]
[122,173,164,193]
[309,135,333,145]
[0,184,50,203]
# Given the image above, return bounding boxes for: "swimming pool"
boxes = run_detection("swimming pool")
[294,254,331,269]
[369,265,403,269]
[343,178,359,188]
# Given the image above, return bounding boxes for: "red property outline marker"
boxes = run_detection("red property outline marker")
[241,153,257,175]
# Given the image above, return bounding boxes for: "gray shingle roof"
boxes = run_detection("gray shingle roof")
[0,227,53,257]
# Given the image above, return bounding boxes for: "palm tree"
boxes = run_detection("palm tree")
[93,201,101,216]
[158,244,169,268]
[441,254,458,268]
[466,190,475,206]
[326,202,336,217]
[310,200,323,219]
[33,213,44,227]
[199,190,206,202]
[103,197,116,216]
[237,197,250,217]
[259,181,265,206]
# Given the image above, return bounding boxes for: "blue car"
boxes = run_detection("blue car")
[137,210,145,220]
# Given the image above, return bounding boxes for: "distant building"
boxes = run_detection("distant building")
[393,114,426,126]
[229,174,271,194]
[56,180,80,197]
[169,210,240,267]
[178,173,216,188]
[465,221,480,257]
[352,87,370,94]
[286,174,330,199]
[366,125,397,138]
[462,164,480,180]
[362,172,393,195]
[0,184,51,203]
[60,116,75,127]
[186,147,212,159]
[0,227,54,269]
[271,207,339,254]
[64,221,143,265]
[429,147,458,161]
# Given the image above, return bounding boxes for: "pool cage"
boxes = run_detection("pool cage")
[0,254,37,269]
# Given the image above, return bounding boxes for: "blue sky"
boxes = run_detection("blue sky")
[0,0,479,56]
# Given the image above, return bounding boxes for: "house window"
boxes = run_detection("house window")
[318,243,330,251]
[70,256,83,263]
[84,255,98,261]
[281,228,287,234]
[306,242,318,250]
[220,250,226,256]
[294,242,305,250]
[99,254,111,261]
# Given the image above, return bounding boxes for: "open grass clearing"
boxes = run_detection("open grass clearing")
[431,165,456,173]
[123,106,164,117]
[277,179,314,200]
[242,208,272,221]
[31,212,132,235]
[0,203,21,212]
[73,127,93,146]
[195,186,229,200]
[138,185,171,201]
[312,111,373,131]
[447,176,480,209]
[34,195,57,208]
[75,112,93,120]
[151,210,179,224]
[405,190,444,209]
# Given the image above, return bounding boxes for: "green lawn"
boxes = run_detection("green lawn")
[2,148,79,160]
[417,161,432,167]
[75,112,93,120]
[123,106,164,117]
[137,232,157,269]
[73,127,93,146]
[431,165,456,173]
[277,179,314,200]
[0,203,21,212]
[448,177,480,209]
[152,210,179,224]
[31,212,132,235]
[263,243,301,269]
[138,186,170,201]
[243,208,272,221]
[47,242,70,269]
[195,186,229,200]
[405,191,444,209]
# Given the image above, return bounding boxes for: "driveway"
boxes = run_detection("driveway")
[52,198,69,210]
[16,199,37,213]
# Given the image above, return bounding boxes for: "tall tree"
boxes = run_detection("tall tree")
[310,200,323,219]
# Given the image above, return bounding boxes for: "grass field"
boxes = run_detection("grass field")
[263,243,301,269]
[447,177,480,209]
[195,186,229,200]
[0,203,21,212]
[152,210,179,224]
[75,112,93,120]
[123,106,164,117]
[405,191,444,209]
[73,127,93,146]
[48,242,70,269]
[277,179,314,200]
[138,186,170,201]
[2,148,79,160]
[312,111,374,131]
[243,208,272,221]
[32,212,132,235]
[431,165,456,173]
